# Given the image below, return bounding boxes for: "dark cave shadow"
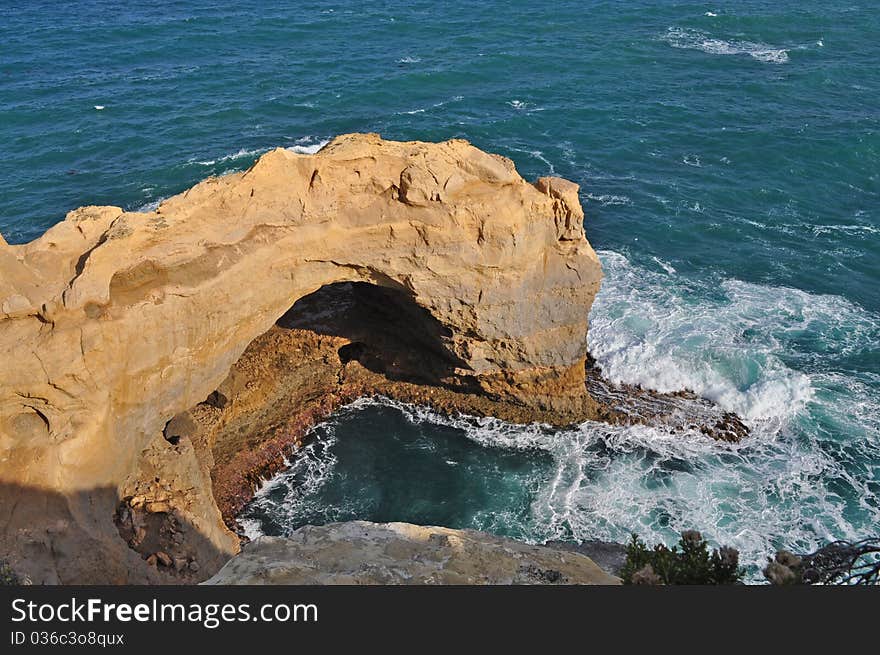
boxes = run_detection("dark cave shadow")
[0,481,229,585]
[277,281,477,390]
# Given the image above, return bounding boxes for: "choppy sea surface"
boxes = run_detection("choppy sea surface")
[2,1,878,580]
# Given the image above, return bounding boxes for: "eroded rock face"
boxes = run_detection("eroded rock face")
[204,522,620,585]
[0,134,601,583]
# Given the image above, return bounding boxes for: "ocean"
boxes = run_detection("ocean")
[2,1,878,580]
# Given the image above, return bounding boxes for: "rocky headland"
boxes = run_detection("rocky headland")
[0,134,746,584]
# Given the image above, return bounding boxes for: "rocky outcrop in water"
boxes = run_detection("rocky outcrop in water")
[0,134,746,584]
[204,521,620,585]
[0,134,603,583]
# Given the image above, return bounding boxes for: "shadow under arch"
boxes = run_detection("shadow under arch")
[275,281,477,391]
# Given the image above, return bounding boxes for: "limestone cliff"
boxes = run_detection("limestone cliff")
[0,134,602,583]
[204,522,620,585]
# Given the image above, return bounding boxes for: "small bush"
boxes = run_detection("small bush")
[620,531,744,585]
[0,559,21,585]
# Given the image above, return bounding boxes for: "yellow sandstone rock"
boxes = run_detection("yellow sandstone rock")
[0,133,601,583]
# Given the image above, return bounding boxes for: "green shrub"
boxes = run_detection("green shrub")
[620,531,744,585]
[0,559,21,585]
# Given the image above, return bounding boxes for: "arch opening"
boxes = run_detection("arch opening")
[127,279,486,546]
[276,281,474,390]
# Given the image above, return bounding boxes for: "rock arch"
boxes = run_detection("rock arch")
[0,134,602,582]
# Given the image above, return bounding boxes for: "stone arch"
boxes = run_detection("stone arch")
[0,134,602,583]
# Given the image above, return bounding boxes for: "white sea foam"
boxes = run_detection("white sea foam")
[507,145,556,174]
[194,138,330,167]
[399,95,463,116]
[588,250,880,427]
[133,198,165,213]
[663,27,790,64]
[651,256,677,274]
[506,99,545,112]
[328,395,880,580]
[584,192,632,207]
[397,56,421,64]
[529,418,880,578]
[241,250,880,581]
[530,150,555,173]
[195,147,266,166]
[810,223,879,237]
[237,518,262,541]
[286,138,330,155]
[241,429,340,538]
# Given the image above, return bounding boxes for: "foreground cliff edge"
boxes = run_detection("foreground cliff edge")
[204,522,620,585]
[0,134,744,584]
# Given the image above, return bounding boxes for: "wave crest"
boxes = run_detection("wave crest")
[589,251,878,426]
[663,27,790,64]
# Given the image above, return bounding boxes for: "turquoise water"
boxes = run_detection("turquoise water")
[3,2,878,579]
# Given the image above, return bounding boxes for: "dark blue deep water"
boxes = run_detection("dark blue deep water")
[2,1,878,579]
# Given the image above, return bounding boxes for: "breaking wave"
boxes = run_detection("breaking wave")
[663,27,790,64]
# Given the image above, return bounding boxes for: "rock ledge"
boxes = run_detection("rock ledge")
[204,522,620,585]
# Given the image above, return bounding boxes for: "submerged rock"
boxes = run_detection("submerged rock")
[585,355,749,442]
[204,521,620,585]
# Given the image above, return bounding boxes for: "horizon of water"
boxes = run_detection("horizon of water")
[2,1,878,581]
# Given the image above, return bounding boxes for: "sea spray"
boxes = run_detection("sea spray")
[242,251,880,583]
